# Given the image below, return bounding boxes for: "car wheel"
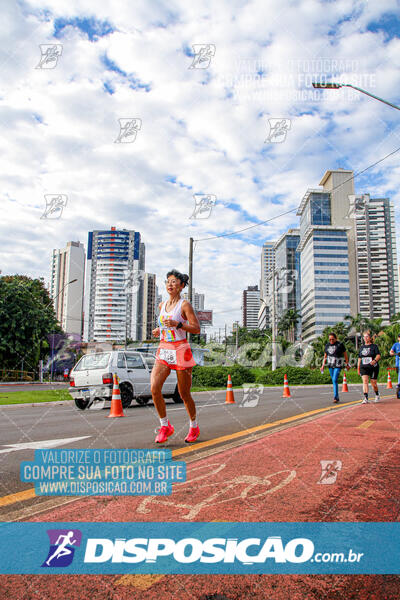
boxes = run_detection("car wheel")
[74,398,90,410]
[136,396,150,406]
[172,385,184,404]
[120,383,133,408]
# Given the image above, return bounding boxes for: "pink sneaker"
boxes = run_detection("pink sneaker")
[155,421,174,443]
[185,425,200,443]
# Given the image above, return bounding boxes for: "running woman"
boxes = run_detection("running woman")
[358,330,381,403]
[151,269,201,444]
[321,332,350,403]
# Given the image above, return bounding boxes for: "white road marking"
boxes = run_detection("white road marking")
[0,436,91,454]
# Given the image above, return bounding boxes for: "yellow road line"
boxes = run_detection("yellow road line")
[357,420,375,430]
[172,399,361,456]
[0,487,36,507]
[1,396,391,508]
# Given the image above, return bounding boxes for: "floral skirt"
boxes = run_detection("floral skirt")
[155,339,196,371]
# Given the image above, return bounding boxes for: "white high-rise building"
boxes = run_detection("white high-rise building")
[398,265,400,306]
[50,241,85,337]
[258,241,275,329]
[194,292,205,311]
[155,284,163,316]
[83,227,145,343]
[182,288,205,311]
[350,194,399,323]
[243,285,260,329]
[142,273,156,341]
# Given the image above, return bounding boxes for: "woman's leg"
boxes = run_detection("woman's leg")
[329,367,340,398]
[150,361,171,419]
[328,367,334,395]
[361,374,369,394]
[371,378,379,394]
[176,367,196,421]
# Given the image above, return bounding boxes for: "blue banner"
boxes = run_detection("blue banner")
[0,522,399,574]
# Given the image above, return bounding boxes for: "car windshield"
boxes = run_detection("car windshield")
[74,353,111,371]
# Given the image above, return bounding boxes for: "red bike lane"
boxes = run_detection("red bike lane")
[2,397,400,599]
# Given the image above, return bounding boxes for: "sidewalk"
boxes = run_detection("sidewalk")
[2,395,400,598]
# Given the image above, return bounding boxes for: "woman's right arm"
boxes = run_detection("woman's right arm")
[152,303,163,337]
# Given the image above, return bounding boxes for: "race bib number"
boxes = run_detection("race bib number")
[159,348,177,365]
[362,357,372,365]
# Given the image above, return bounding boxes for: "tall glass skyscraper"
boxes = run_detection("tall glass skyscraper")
[274,229,301,339]
[297,190,351,341]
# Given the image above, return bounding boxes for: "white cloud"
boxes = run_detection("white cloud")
[1,0,399,333]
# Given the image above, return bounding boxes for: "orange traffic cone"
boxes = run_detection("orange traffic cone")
[387,370,393,389]
[107,374,125,417]
[225,374,235,404]
[342,371,349,392]
[282,374,291,398]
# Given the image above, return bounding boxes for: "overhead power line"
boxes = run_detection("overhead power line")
[194,144,400,242]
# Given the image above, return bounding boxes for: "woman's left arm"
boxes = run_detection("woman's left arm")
[371,347,381,365]
[181,301,201,334]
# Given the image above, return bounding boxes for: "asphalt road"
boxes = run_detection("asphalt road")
[1,382,390,507]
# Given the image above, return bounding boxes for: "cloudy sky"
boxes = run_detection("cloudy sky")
[1,0,400,333]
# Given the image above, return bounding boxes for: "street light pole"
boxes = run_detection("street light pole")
[235,321,239,353]
[188,237,193,344]
[312,82,400,111]
[271,269,277,371]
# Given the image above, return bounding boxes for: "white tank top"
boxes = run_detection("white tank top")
[158,298,187,342]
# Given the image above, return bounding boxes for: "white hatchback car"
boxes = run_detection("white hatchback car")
[69,350,182,410]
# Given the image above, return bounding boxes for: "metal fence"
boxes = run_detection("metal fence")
[0,369,36,382]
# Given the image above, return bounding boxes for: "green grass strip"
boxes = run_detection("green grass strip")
[0,389,73,405]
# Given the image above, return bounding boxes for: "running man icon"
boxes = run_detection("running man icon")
[42,529,81,568]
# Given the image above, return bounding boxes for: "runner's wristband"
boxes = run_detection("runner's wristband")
[176,322,183,329]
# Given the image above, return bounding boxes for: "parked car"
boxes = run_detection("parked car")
[68,350,183,410]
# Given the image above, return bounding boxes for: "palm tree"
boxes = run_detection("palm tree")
[277,308,301,343]
[277,313,290,339]
[364,317,384,339]
[286,308,301,343]
[344,313,366,350]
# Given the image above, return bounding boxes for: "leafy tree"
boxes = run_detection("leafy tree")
[191,333,207,346]
[225,326,272,347]
[0,275,61,373]
[374,321,400,368]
